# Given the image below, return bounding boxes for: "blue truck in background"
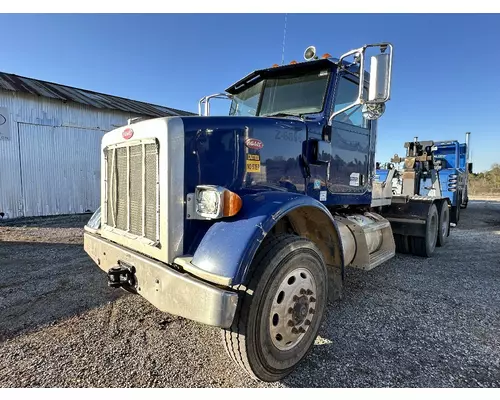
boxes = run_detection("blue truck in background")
[83,43,457,382]
[376,132,471,225]
[433,133,472,220]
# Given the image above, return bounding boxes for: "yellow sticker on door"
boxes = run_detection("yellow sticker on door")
[246,160,261,173]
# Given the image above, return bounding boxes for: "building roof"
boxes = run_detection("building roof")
[0,71,195,117]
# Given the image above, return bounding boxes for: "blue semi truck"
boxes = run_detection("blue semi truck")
[83,43,455,381]
[376,132,471,225]
[433,134,472,221]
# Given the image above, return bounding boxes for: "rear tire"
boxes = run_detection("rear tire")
[436,202,450,247]
[222,234,329,382]
[410,203,439,257]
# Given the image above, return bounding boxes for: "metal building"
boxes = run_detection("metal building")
[0,71,194,219]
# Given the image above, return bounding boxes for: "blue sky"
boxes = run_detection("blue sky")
[0,13,498,172]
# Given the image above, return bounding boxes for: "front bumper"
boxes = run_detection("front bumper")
[84,232,238,328]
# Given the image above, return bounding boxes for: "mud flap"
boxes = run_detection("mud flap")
[379,197,442,257]
[380,198,435,238]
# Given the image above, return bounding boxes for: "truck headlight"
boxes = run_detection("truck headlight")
[189,185,242,220]
[197,188,221,216]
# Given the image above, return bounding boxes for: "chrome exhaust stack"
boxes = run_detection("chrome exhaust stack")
[465,131,471,164]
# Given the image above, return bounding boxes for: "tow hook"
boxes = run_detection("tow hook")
[107,263,136,289]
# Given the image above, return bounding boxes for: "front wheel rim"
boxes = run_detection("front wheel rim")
[269,267,317,351]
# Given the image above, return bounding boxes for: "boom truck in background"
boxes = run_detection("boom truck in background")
[376,132,472,226]
[83,42,455,382]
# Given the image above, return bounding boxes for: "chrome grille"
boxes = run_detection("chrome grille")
[104,140,159,242]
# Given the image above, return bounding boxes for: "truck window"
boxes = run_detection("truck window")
[258,70,330,117]
[229,81,263,116]
[333,74,369,129]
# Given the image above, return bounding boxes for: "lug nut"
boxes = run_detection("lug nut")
[298,327,306,333]
[305,319,311,326]
[306,289,313,295]
[300,289,306,295]
[310,297,316,303]
[287,320,295,327]
[309,308,315,314]
[288,307,293,314]
[293,295,299,301]
[291,327,299,334]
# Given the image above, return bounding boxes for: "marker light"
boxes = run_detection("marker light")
[321,53,332,59]
[223,190,243,217]
[290,60,297,64]
[272,64,279,68]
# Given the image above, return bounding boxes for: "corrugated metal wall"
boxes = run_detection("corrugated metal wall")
[0,91,146,219]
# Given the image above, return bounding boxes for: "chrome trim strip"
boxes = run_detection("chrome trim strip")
[155,141,160,243]
[166,118,185,261]
[142,143,146,237]
[127,145,131,232]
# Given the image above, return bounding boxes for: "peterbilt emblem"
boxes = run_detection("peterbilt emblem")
[245,138,263,150]
[122,128,134,140]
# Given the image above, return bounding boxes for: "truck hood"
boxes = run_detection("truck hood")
[180,116,309,196]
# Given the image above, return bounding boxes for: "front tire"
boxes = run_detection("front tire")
[222,234,329,382]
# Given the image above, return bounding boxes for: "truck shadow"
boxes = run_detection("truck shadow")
[0,240,125,343]
[0,214,124,343]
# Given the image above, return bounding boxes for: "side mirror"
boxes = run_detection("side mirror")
[468,162,473,173]
[328,43,393,124]
[367,52,391,104]
[362,103,386,120]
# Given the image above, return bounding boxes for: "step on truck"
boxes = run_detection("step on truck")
[84,43,450,382]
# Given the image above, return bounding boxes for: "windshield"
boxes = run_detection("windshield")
[229,81,263,116]
[229,69,330,117]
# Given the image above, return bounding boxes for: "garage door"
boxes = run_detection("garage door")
[18,123,105,217]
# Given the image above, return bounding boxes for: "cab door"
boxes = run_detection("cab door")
[327,72,373,203]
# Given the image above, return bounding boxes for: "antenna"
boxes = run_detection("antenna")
[281,13,287,65]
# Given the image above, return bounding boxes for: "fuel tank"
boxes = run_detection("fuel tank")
[335,212,396,271]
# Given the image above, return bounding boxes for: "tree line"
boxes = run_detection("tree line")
[469,164,500,196]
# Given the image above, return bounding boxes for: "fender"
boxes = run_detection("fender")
[186,191,345,288]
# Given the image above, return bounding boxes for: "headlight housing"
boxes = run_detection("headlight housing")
[188,185,242,220]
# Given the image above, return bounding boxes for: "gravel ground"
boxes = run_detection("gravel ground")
[0,201,499,388]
